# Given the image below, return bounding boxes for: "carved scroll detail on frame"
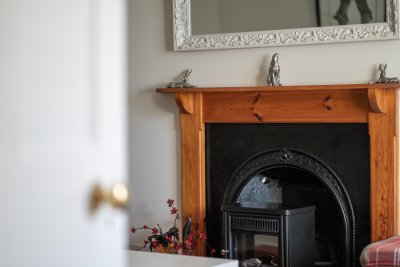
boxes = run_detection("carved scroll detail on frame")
[173,0,399,51]
[173,0,191,50]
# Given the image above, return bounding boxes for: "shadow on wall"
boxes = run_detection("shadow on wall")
[256,54,270,85]
[129,89,176,117]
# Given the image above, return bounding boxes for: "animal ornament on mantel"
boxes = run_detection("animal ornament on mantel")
[167,69,197,88]
[267,53,282,86]
[376,64,399,84]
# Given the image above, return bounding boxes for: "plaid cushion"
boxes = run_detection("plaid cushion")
[360,236,400,266]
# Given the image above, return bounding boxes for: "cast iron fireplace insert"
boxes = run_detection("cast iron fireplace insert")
[206,123,370,267]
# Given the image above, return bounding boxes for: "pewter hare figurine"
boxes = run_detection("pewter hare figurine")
[376,64,399,83]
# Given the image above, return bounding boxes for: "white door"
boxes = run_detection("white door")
[0,0,128,266]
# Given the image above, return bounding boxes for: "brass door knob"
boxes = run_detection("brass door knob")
[90,183,129,212]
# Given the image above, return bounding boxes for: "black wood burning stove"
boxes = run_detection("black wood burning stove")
[222,202,315,267]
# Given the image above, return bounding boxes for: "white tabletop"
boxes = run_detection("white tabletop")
[128,250,238,267]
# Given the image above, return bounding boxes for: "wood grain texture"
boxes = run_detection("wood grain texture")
[369,88,399,241]
[368,88,386,113]
[157,84,400,255]
[179,93,206,255]
[203,90,369,123]
[175,92,193,114]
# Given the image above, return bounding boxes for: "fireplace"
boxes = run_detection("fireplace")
[206,123,370,266]
[157,84,399,259]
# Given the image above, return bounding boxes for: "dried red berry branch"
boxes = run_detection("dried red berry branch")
[130,199,216,256]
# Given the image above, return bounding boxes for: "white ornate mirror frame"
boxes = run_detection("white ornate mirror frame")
[173,0,399,51]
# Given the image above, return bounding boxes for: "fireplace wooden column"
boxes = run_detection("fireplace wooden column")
[157,84,399,256]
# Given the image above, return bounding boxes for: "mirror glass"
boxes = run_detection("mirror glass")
[173,0,398,50]
[191,0,386,35]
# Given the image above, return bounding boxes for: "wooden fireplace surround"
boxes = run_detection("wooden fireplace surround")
[157,84,399,255]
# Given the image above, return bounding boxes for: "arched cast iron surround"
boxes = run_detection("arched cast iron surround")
[222,148,355,267]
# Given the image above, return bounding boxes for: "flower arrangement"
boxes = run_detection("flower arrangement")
[130,198,216,256]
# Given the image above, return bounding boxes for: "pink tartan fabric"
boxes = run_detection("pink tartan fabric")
[360,236,400,266]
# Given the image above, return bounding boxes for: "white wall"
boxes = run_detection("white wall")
[129,0,400,246]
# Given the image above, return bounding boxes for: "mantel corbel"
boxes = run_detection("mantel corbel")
[175,92,194,114]
[368,88,386,113]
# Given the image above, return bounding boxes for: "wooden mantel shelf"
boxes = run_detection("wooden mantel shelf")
[158,84,397,120]
[157,83,399,256]
[157,83,399,93]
